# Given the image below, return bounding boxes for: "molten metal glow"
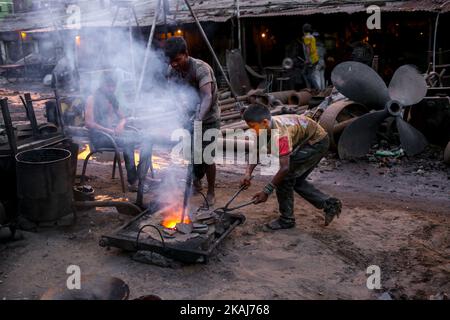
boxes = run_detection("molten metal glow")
[78,144,91,160]
[161,207,190,229]
[78,144,167,171]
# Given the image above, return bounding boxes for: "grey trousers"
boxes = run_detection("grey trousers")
[276,136,331,223]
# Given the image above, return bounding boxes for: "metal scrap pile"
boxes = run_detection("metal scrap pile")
[218,88,329,134]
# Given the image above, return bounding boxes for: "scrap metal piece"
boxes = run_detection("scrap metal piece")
[331,61,390,109]
[338,110,389,159]
[389,65,427,107]
[396,117,428,156]
[176,222,193,235]
[332,62,428,159]
[193,223,209,234]
[444,142,450,165]
[319,100,369,149]
[226,49,252,96]
[0,202,6,225]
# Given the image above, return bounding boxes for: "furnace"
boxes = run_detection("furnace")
[99,203,246,263]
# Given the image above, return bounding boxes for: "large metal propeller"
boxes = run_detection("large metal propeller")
[331,61,428,159]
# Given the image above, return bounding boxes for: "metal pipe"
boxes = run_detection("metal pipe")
[136,0,161,102]
[183,0,238,99]
[433,12,440,72]
[235,0,241,52]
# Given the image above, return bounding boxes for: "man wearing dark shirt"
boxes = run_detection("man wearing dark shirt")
[85,73,153,192]
[165,37,220,206]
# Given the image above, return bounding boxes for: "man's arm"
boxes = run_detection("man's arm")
[85,96,114,135]
[114,108,127,135]
[196,83,213,121]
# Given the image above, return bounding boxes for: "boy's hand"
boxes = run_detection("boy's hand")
[253,191,268,204]
[240,175,252,189]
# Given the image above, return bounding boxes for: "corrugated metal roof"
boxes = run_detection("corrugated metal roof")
[240,0,450,17]
[0,0,449,33]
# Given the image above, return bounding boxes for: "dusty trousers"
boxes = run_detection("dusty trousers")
[275,136,331,224]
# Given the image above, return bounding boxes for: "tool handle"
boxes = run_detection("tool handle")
[227,199,257,212]
[224,176,254,209]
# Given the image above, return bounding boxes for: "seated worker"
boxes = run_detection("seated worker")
[240,104,342,230]
[165,37,221,206]
[85,73,153,192]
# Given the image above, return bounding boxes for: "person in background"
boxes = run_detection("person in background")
[313,31,326,90]
[302,23,321,90]
[85,73,153,192]
[165,37,221,206]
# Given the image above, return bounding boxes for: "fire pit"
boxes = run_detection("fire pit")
[99,203,246,263]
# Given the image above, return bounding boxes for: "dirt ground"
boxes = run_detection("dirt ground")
[1,144,449,300]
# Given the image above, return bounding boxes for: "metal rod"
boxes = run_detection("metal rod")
[136,0,161,103]
[227,199,256,212]
[433,12,440,73]
[129,10,137,97]
[180,163,193,223]
[235,0,241,52]
[223,176,253,210]
[163,0,169,39]
[182,0,238,99]
[53,89,66,135]
[131,6,140,28]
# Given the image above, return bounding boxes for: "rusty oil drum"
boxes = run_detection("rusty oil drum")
[15,148,73,222]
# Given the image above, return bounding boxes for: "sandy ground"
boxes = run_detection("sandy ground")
[0,146,449,300]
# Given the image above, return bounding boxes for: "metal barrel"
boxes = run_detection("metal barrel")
[15,148,73,222]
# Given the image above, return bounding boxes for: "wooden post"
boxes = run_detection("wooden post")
[0,98,17,154]
[24,93,40,138]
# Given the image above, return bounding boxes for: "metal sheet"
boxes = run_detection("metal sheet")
[226,49,252,96]
[445,142,450,165]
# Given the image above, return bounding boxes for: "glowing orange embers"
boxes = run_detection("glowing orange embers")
[77,144,91,160]
[161,206,190,229]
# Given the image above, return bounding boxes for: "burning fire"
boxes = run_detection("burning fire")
[161,207,190,229]
[78,144,92,160]
[78,144,165,169]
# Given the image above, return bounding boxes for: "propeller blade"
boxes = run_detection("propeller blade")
[338,110,389,159]
[331,61,390,110]
[388,65,427,106]
[396,117,428,156]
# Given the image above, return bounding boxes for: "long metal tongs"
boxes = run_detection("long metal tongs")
[218,177,256,213]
